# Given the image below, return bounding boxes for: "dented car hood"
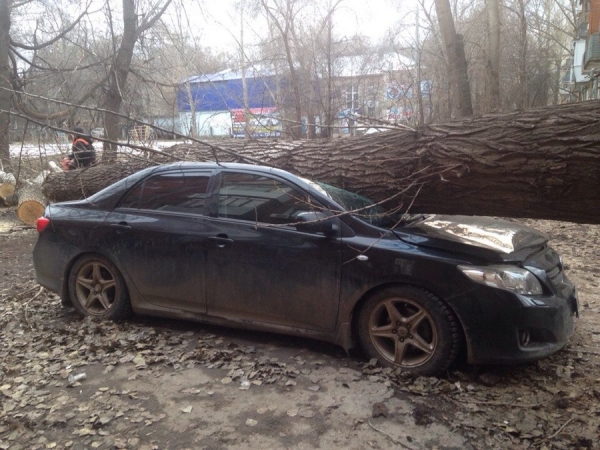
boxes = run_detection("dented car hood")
[395,215,549,262]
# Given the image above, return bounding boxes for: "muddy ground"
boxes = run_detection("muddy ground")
[1,207,599,450]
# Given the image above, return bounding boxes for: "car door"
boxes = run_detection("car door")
[203,170,342,332]
[103,169,213,313]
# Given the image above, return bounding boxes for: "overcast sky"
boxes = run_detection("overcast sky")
[183,0,419,52]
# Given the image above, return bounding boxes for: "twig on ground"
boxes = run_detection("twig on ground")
[22,286,45,329]
[566,349,600,357]
[543,416,577,442]
[367,420,415,449]
[484,399,551,408]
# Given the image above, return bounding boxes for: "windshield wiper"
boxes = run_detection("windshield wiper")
[398,214,428,226]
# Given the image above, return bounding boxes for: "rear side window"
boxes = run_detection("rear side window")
[218,172,315,224]
[120,172,210,215]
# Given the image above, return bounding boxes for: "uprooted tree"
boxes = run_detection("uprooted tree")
[42,100,600,224]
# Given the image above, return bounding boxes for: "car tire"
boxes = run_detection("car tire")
[358,286,459,376]
[68,254,132,320]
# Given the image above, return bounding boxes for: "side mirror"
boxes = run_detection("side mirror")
[295,211,337,236]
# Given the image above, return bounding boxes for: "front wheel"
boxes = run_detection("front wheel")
[358,286,460,376]
[68,254,131,320]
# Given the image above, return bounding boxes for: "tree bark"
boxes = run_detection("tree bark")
[103,0,138,162]
[486,0,501,110]
[42,100,600,224]
[434,0,473,117]
[516,0,528,109]
[42,160,156,203]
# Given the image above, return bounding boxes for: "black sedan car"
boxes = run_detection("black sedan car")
[33,162,578,376]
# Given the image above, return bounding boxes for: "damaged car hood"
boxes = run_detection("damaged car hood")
[395,215,549,261]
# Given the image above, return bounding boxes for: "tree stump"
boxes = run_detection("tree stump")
[16,185,47,226]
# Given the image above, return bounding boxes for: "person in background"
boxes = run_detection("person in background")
[61,127,96,170]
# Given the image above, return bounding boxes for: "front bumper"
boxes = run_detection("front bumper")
[449,285,578,365]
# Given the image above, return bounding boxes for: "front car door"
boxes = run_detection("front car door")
[204,170,342,332]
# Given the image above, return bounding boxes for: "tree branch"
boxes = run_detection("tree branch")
[10,4,90,51]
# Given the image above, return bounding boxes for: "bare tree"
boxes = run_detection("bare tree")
[516,0,529,108]
[433,0,473,117]
[259,0,304,139]
[0,0,11,171]
[102,0,173,162]
[0,0,90,171]
[486,0,501,108]
[413,0,575,114]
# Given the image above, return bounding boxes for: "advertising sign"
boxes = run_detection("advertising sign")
[386,106,413,123]
[231,107,282,138]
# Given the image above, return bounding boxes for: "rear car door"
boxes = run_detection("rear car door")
[103,169,212,313]
[204,170,342,332]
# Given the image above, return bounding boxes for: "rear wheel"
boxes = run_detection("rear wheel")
[358,286,459,376]
[68,255,131,320]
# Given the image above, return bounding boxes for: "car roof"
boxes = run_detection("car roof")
[156,161,274,171]
[151,161,300,182]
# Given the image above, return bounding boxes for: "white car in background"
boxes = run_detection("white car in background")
[91,128,105,138]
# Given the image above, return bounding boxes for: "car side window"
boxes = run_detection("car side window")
[218,172,315,224]
[120,172,210,215]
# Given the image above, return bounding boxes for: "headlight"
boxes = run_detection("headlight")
[458,265,543,295]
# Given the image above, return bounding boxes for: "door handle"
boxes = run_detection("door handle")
[110,222,132,234]
[209,235,234,248]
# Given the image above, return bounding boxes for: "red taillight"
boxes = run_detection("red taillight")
[36,217,50,233]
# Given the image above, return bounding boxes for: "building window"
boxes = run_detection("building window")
[346,85,359,110]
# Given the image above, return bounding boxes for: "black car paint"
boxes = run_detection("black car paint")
[33,162,577,365]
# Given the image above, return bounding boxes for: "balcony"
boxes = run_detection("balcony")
[584,33,600,71]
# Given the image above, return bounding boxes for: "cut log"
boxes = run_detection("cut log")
[0,170,16,184]
[17,185,47,226]
[41,100,600,224]
[0,182,15,205]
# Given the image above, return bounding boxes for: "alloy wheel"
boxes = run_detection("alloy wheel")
[368,297,438,368]
[74,261,118,315]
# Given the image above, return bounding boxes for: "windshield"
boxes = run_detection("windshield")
[314,181,405,228]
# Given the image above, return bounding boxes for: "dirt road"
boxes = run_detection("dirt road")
[1,208,598,449]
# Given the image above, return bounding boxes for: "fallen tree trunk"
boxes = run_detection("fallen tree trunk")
[42,159,157,203]
[42,100,600,224]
